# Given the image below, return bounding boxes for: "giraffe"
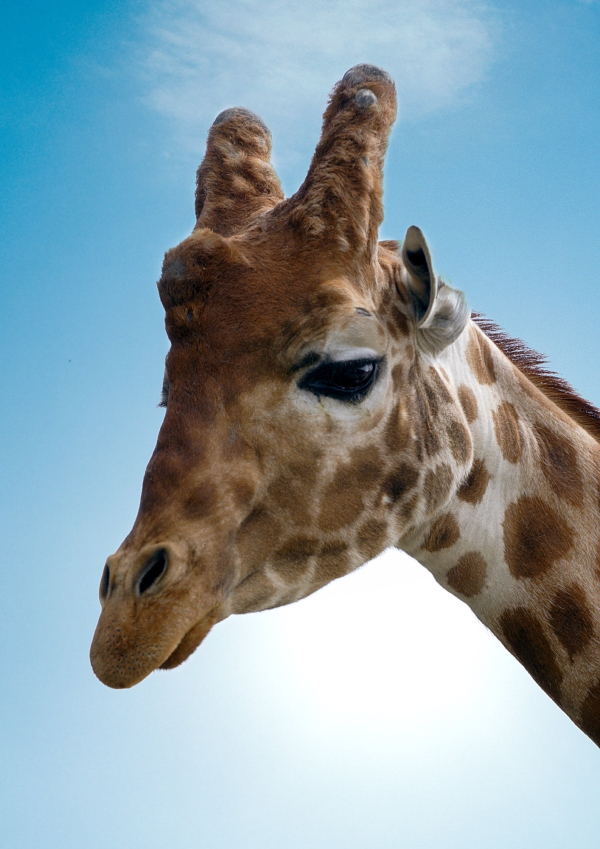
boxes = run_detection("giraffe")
[91,64,600,748]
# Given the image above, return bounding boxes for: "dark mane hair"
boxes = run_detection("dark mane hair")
[473,313,600,442]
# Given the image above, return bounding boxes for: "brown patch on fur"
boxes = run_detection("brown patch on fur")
[232,570,276,614]
[357,519,389,561]
[384,402,411,454]
[414,373,441,457]
[499,607,563,703]
[474,314,600,443]
[549,585,594,661]
[231,478,256,508]
[424,464,453,512]
[466,329,496,385]
[579,679,600,746]
[315,539,350,582]
[268,461,318,526]
[391,363,404,392]
[447,419,471,465]
[447,552,487,597]
[457,458,489,505]
[381,462,419,506]
[139,445,203,519]
[237,508,284,571]
[423,376,441,417]
[272,536,320,579]
[493,401,522,464]
[503,495,574,579]
[399,492,419,522]
[427,367,453,404]
[182,481,217,519]
[319,448,382,531]
[423,513,460,553]
[457,384,478,423]
[391,305,409,337]
[350,445,384,487]
[534,423,583,507]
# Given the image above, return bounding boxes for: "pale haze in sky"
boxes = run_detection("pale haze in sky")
[2,1,600,847]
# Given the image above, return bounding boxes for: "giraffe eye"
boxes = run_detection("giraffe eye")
[299,358,381,403]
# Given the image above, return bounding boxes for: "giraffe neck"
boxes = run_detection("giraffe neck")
[401,321,600,744]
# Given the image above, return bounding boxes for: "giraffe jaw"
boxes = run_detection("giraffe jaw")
[159,605,223,670]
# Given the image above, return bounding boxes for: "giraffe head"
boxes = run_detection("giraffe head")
[90,65,471,688]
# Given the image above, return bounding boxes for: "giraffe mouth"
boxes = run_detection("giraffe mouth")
[159,604,222,670]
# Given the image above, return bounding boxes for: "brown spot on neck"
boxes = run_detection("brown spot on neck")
[457,384,478,423]
[424,463,453,512]
[499,607,563,704]
[381,461,419,506]
[503,495,574,579]
[457,457,489,505]
[549,585,593,661]
[414,378,441,457]
[493,401,522,464]
[447,551,487,597]
[391,362,404,392]
[534,423,583,508]
[384,401,411,454]
[466,330,496,385]
[423,512,460,553]
[447,419,471,465]
[427,367,453,405]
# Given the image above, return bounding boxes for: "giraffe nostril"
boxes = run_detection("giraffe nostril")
[137,548,169,595]
[100,564,110,600]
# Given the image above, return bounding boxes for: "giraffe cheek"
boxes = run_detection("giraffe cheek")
[229,571,278,614]
[236,508,286,573]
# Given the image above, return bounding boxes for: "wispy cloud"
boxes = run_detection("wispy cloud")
[139,0,498,173]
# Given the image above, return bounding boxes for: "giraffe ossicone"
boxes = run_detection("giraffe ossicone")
[90,65,600,749]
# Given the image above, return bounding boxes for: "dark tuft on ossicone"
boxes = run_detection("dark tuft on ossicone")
[342,64,393,86]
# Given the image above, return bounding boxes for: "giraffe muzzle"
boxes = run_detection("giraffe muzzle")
[90,540,227,688]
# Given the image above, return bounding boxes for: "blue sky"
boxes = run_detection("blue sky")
[2,1,600,846]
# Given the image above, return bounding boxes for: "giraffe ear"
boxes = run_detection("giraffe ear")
[402,226,469,355]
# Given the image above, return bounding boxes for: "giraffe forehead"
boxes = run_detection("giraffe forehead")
[165,274,391,375]
[159,224,401,348]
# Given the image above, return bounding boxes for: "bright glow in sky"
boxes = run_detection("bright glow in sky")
[2,1,600,847]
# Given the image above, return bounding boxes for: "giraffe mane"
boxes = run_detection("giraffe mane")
[473,313,600,442]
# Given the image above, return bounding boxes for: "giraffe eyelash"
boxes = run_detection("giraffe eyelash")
[298,357,382,403]
[159,370,169,408]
